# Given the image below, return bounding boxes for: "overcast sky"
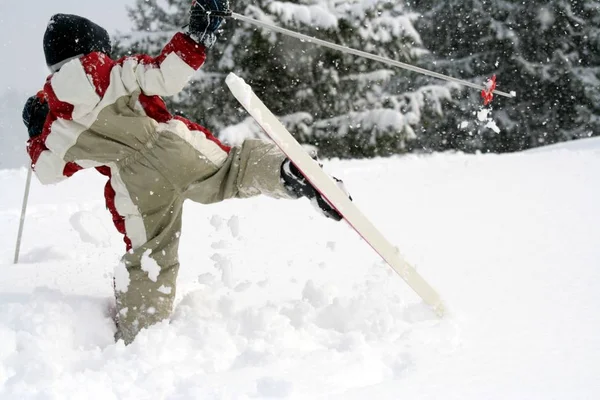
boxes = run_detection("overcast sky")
[0,0,135,95]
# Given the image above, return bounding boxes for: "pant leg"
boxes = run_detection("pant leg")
[114,199,183,345]
[112,138,290,343]
[184,139,293,204]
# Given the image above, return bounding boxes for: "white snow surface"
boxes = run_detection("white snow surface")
[1,139,600,399]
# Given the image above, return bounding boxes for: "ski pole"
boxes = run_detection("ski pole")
[227,12,514,98]
[14,168,32,264]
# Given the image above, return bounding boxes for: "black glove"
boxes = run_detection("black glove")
[188,0,231,47]
[281,158,352,222]
[22,93,49,138]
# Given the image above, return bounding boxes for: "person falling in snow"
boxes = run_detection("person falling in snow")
[21,0,350,344]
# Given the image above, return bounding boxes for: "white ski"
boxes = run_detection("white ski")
[225,73,445,317]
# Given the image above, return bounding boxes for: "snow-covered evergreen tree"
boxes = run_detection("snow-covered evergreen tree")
[116,0,453,158]
[413,0,600,152]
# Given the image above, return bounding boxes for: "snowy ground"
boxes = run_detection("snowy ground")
[1,139,599,399]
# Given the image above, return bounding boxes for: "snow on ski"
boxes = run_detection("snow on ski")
[225,72,445,317]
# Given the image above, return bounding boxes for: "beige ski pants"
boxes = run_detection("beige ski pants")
[112,132,290,344]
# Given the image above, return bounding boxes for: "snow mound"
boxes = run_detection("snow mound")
[1,146,599,398]
[525,136,600,153]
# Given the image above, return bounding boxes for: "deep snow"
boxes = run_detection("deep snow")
[1,139,599,399]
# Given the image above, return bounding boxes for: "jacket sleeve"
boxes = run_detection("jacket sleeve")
[118,32,207,97]
[27,134,82,184]
[47,32,207,115]
[25,90,83,185]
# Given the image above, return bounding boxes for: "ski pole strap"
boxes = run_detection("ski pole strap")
[227,12,515,99]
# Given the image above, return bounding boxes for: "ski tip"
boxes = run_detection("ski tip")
[225,72,242,87]
[225,72,254,107]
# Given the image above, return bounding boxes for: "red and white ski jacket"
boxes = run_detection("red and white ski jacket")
[27,32,229,184]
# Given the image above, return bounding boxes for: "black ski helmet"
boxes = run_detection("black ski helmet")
[43,14,112,72]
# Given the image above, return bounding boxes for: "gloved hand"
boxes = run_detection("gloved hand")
[281,158,352,222]
[187,0,231,47]
[22,93,49,138]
